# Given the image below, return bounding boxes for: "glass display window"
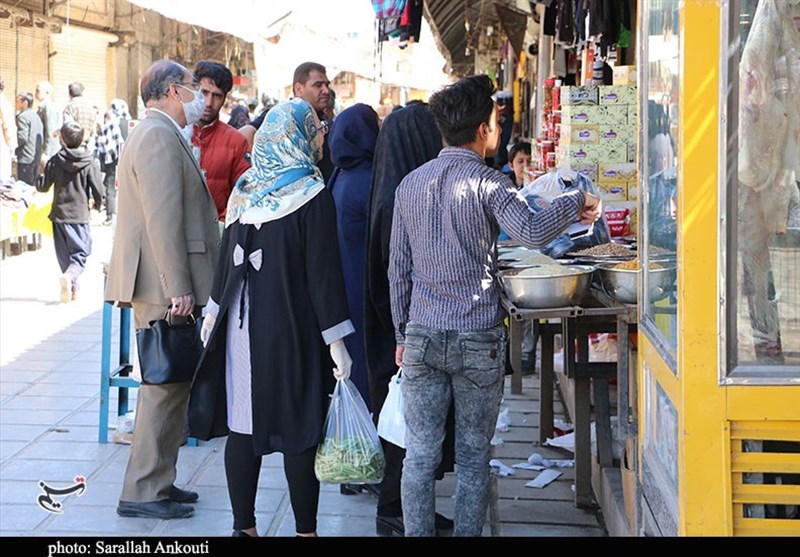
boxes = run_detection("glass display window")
[641,0,680,366]
[723,0,800,381]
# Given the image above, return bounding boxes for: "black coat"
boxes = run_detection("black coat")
[364,102,456,476]
[364,102,443,414]
[187,189,351,456]
[37,147,102,223]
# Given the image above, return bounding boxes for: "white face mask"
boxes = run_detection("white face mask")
[181,88,205,126]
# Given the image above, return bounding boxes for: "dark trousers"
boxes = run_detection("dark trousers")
[17,161,37,186]
[52,222,92,290]
[224,431,320,534]
[103,160,117,219]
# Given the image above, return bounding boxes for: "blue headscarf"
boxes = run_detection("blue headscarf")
[225,98,326,227]
[328,103,379,172]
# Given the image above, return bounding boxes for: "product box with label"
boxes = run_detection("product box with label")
[561,85,599,106]
[570,162,598,183]
[613,65,637,85]
[597,182,628,202]
[598,124,637,144]
[562,104,630,126]
[598,162,638,184]
[557,140,628,165]
[598,85,637,106]
[560,124,600,144]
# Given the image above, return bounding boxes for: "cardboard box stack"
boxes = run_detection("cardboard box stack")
[556,84,638,237]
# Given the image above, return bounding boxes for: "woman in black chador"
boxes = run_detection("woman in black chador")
[188,98,354,537]
[364,101,454,536]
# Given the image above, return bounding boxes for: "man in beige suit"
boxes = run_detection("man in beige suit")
[106,60,220,520]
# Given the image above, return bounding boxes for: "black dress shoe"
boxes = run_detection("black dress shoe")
[117,500,194,519]
[340,483,361,495]
[341,483,381,497]
[435,512,454,531]
[232,529,254,537]
[362,483,381,497]
[169,485,199,504]
[376,515,404,537]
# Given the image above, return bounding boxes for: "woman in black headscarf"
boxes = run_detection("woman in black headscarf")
[364,101,454,537]
[227,104,251,130]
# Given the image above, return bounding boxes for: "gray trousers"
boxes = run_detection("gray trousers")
[400,323,506,537]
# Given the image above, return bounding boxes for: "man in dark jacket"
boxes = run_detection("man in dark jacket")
[15,92,43,185]
[37,120,103,303]
[292,62,334,182]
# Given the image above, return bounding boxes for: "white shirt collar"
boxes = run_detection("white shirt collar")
[148,108,183,133]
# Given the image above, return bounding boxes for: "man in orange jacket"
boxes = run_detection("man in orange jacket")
[191,61,251,227]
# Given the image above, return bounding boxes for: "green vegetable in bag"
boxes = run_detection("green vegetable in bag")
[315,378,385,484]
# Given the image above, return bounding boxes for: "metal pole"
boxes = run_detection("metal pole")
[534,1,551,139]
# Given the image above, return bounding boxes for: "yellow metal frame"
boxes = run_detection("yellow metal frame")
[637,0,800,536]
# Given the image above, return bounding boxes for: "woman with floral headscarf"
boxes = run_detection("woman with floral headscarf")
[187,98,355,537]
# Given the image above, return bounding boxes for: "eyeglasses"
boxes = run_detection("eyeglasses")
[319,119,331,135]
[175,82,200,94]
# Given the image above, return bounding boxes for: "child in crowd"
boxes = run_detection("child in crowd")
[508,141,532,188]
[37,120,103,303]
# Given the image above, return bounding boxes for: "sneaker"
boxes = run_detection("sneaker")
[59,274,72,303]
[71,290,78,302]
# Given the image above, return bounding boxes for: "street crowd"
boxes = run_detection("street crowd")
[0,58,600,537]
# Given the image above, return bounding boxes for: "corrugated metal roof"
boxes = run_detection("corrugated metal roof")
[424,0,532,76]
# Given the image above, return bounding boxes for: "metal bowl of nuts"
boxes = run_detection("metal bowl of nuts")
[596,260,676,304]
[499,264,595,309]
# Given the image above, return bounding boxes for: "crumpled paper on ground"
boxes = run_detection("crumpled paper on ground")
[525,469,562,488]
[489,459,515,476]
[527,452,574,468]
[544,423,597,453]
[495,407,511,432]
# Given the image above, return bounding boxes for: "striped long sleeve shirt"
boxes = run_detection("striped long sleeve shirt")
[389,147,585,343]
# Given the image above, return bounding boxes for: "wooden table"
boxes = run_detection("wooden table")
[503,291,637,508]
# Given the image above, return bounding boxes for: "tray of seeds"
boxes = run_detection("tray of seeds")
[568,242,637,262]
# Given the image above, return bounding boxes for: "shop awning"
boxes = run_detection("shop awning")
[494,2,529,56]
[424,0,533,76]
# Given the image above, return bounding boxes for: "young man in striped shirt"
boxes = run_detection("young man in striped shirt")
[388,74,601,537]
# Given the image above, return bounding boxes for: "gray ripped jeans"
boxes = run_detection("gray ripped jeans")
[400,323,506,537]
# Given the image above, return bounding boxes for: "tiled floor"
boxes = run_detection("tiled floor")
[0,223,607,539]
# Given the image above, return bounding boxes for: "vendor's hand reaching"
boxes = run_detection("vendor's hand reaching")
[200,313,215,346]
[579,191,602,225]
[330,339,352,380]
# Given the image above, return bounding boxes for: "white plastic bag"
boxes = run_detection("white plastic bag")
[377,369,406,448]
[315,378,385,484]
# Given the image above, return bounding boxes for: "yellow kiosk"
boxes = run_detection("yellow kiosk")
[632,0,800,536]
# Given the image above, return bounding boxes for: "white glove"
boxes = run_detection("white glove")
[330,339,352,381]
[200,313,216,347]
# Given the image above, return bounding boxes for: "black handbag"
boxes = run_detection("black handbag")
[136,310,204,385]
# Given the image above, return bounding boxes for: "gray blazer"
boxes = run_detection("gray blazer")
[15,107,43,165]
